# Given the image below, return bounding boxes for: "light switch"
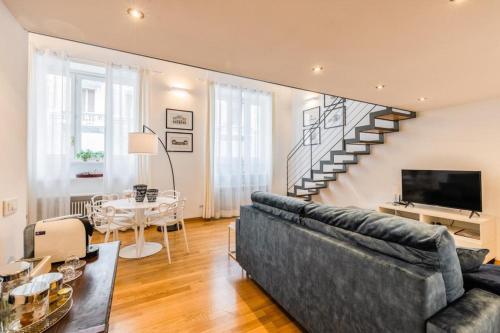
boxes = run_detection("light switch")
[3,198,18,217]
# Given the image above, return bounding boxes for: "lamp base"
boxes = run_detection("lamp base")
[156,225,183,233]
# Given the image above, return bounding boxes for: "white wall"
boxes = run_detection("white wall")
[297,98,500,256]
[0,1,28,263]
[29,34,296,218]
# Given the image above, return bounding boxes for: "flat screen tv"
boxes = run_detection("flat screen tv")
[401,170,482,212]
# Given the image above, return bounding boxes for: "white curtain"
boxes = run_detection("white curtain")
[204,83,273,218]
[103,64,140,193]
[28,50,72,223]
[137,69,151,185]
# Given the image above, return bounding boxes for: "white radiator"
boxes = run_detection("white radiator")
[70,196,92,216]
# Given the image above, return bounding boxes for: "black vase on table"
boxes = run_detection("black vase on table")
[133,184,148,202]
[146,189,159,202]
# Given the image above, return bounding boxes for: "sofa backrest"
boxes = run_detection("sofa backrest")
[250,191,464,303]
[238,204,448,333]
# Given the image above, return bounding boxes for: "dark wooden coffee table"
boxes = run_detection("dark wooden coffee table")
[46,241,120,333]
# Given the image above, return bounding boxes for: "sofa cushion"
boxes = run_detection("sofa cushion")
[456,247,489,273]
[303,203,464,303]
[251,202,302,224]
[251,191,312,215]
[463,265,500,296]
[426,288,500,333]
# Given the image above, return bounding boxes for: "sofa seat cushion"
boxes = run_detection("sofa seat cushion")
[426,288,500,333]
[303,203,464,303]
[463,264,500,296]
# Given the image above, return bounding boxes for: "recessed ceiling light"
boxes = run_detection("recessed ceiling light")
[312,66,324,73]
[417,97,428,102]
[375,84,385,90]
[127,8,144,19]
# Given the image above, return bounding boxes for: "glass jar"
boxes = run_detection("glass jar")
[0,261,31,296]
[31,273,63,304]
[8,282,49,328]
[0,261,32,329]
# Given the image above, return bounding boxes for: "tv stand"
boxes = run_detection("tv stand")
[378,203,496,263]
[393,201,414,208]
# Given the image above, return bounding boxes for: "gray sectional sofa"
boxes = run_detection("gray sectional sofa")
[236,192,500,333]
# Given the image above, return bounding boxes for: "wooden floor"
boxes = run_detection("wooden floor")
[94,219,500,332]
[93,219,302,333]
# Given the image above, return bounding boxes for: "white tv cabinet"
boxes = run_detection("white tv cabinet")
[378,203,496,263]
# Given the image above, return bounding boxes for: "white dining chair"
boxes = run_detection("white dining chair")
[88,199,108,231]
[159,190,181,200]
[148,200,189,264]
[100,206,138,243]
[146,190,181,222]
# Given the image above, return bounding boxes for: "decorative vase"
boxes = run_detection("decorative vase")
[133,184,148,202]
[146,189,159,203]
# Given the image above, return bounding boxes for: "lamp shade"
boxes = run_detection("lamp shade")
[128,132,158,154]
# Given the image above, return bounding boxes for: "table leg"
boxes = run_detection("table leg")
[136,209,145,257]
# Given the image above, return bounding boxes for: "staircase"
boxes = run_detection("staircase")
[287,95,416,201]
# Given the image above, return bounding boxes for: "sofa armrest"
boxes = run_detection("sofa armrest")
[427,289,500,333]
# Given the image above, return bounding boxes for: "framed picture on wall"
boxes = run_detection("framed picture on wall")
[303,106,320,127]
[166,109,193,130]
[303,127,321,146]
[324,94,336,108]
[324,106,345,129]
[166,132,193,152]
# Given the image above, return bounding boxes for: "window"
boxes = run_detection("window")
[75,75,106,153]
[209,83,273,217]
[70,62,107,159]
[29,51,141,222]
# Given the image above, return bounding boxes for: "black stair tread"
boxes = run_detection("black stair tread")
[300,185,328,189]
[375,114,413,121]
[316,166,347,173]
[336,160,358,164]
[371,108,416,120]
[303,177,334,183]
[317,167,347,173]
[347,149,370,155]
[360,127,398,134]
[287,192,312,201]
[320,170,346,174]
[300,180,328,187]
[345,139,384,145]
[295,185,327,191]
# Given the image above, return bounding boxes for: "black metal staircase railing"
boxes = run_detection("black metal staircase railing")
[287,94,416,200]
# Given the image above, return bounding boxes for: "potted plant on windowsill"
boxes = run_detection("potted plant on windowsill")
[75,150,104,178]
[76,150,104,162]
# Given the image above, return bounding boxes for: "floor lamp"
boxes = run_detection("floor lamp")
[129,125,180,232]
[128,125,176,191]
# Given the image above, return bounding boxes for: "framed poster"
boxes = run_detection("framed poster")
[303,106,320,127]
[303,127,321,146]
[166,109,193,130]
[325,106,345,129]
[166,132,193,152]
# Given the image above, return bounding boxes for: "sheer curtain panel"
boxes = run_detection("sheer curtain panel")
[205,83,273,218]
[103,64,140,193]
[28,50,72,222]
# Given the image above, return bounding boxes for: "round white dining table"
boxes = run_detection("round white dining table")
[102,196,177,259]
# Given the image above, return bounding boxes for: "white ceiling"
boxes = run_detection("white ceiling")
[4,0,500,111]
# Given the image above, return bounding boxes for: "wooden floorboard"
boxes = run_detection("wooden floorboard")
[93,218,302,333]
